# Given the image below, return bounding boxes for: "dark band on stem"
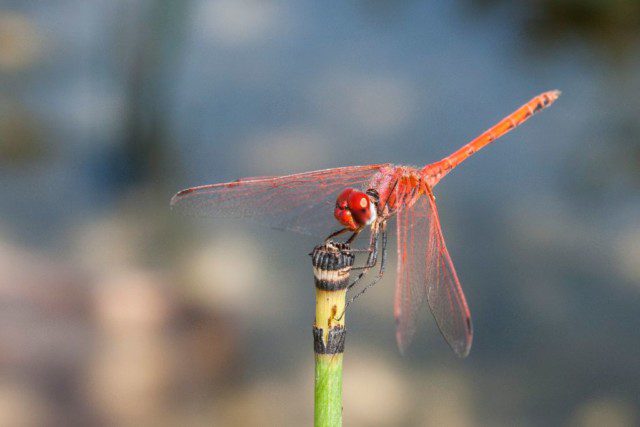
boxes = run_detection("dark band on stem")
[314,276,349,291]
[313,326,346,354]
[310,242,355,271]
[312,242,352,355]
[311,242,354,291]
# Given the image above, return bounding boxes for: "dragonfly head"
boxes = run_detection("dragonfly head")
[334,188,377,230]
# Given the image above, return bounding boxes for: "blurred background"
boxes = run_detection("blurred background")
[1,1,639,426]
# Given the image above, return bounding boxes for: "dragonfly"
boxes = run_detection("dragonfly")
[171,90,560,358]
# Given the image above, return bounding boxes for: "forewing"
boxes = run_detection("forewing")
[394,190,473,357]
[170,164,389,237]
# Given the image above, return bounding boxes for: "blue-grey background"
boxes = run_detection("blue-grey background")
[1,1,639,425]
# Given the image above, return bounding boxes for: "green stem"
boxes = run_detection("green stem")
[315,353,343,427]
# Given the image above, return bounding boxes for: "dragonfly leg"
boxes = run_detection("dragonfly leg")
[347,226,379,289]
[324,227,371,259]
[348,238,378,270]
[345,248,374,254]
[345,228,363,244]
[325,227,365,246]
[339,224,388,318]
[324,228,348,243]
[347,227,379,259]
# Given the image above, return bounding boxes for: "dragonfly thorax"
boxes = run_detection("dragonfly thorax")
[368,166,425,218]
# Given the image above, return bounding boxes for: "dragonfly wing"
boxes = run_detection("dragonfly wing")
[171,164,389,237]
[394,190,473,357]
[394,193,429,354]
[424,190,473,357]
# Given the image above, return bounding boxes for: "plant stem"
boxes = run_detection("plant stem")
[311,243,354,427]
[314,352,343,427]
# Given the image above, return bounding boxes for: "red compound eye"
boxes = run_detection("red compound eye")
[333,188,371,230]
[347,190,372,227]
[334,188,356,230]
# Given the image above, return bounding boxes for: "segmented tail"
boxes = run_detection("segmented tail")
[424,90,560,185]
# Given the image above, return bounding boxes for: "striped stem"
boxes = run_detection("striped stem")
[311,243,354,427]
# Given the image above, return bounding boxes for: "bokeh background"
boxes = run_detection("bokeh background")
[1,1,640,426]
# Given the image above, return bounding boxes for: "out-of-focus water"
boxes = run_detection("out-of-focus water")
[1,1,639,425]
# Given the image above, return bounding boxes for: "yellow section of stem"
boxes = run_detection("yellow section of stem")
[315,288,347,345]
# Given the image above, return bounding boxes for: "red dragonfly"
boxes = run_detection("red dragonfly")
[171,90,560,357]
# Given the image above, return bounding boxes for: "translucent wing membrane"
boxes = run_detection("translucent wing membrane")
[424,190,473,357]
[394,187,473,357]
[170,164,389,237]
[394,192,429,354]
